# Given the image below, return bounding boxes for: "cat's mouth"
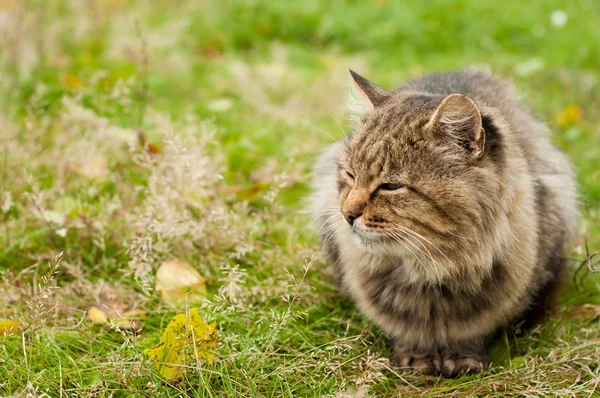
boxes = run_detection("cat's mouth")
[352,226,417,257]
[350,220,398,251]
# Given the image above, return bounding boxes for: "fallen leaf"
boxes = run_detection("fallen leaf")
[64,74,83,90]
[138,131,162,155]
[0,0,14,10]
[566,304,600,321]
[155,259,207,304]
[216,183,269,200]
[87,301,146,330]
[0,319,23,336]
[146,143,162,154]
[555,105,582,129]
[144,308,217,380]
[88,306,108,323]
[199,46,222,59]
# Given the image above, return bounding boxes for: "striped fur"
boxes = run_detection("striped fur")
[310,68,579,377]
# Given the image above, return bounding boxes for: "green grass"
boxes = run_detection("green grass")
[1,1,599,396]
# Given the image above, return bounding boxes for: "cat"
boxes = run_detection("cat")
[310,68,579,377]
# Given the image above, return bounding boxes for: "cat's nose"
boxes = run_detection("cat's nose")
[343,209,362,226]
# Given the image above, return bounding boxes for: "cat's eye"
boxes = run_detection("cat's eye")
[345,171,355,180]
[378,183,404,191]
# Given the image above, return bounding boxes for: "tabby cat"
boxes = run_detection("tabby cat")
[310,68,578,377]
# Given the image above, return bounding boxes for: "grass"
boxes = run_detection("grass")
[1,0,599,396]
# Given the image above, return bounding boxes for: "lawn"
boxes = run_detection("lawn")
[1,1,599,396]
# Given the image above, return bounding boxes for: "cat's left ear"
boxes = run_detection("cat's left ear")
[430,94,485,159]
[346,70,391,124]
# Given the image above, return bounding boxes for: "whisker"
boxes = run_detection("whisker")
[314,214,342,238]
[311,209,342,219]
[387,230,424,265]
[316,99,348,138]
[390,222,453,265]
[312,216,344,249]
[386,230,434,280]
[314,221,344,252]
[298,118,340,144]
[392,227,438,265]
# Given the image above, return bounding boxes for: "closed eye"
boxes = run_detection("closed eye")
[378,183,404,191]
[346,171,355,180]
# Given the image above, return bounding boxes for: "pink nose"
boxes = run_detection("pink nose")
[342,209,362,225]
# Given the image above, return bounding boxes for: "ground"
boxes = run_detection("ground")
[1,1,599,397]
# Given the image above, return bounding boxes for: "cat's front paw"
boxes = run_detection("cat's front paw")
[392,350,490,377]
[439,352,490,377]
[392,351,441,375]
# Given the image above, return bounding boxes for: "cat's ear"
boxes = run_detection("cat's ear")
[430,94,485,159]
[346,70,391,125]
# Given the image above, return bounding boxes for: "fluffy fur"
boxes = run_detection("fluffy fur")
[310,68,578,377]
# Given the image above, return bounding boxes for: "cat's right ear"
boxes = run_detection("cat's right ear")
[429,94,485,159]
[346,70,390,126]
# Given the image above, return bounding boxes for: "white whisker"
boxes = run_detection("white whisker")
[390,222,453,265]
[316,99,348,138]
[386,230,435,280]
[298,118,340,144]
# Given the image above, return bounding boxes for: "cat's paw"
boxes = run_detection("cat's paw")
[439,352,490,377]
[392,350,490,377]
[392,351,441,375]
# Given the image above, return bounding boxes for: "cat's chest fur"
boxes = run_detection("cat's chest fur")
[335,242,523,349]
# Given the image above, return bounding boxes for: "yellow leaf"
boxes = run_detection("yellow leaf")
[155,260,207,304]
[138,132,162,156]
[144,308,217,380]
[0,319,23,337]
[87,302,146,330]
[88,306,109,323]
[146,143,162,155]
[64,74,82,90]
[216,182,269,200]
[0,0,13,10]
[555,105,581,129]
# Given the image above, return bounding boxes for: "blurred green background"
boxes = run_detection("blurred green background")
[1,1,599,396]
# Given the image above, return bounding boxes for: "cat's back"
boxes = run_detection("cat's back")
[397,68,519,113]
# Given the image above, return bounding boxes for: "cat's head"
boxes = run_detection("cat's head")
[338,70,505,266]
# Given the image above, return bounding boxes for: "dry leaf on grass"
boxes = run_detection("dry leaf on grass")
[138,131,162,155]
[566,304,600,322]
[555,105,582,129]
[216,182,269,200]
[64,74,83,90]
[0,319,24,337]
[87,301,146,330]
[155,259,207,304]
[144,308,217,380]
